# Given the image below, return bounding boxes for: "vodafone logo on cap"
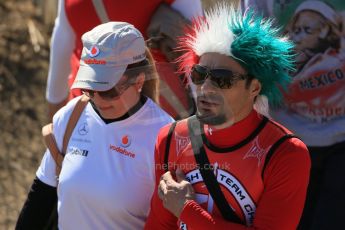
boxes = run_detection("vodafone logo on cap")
[88,45,100,57]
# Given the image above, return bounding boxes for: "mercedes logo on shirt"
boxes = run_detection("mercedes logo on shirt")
[78,122,89,135]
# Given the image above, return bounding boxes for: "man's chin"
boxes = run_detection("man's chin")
[196,111,226,126]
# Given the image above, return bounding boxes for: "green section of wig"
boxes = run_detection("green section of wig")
[230,9,295,106]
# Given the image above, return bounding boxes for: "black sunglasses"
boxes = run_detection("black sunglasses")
[190,64,248,89]
[82,77,135,101]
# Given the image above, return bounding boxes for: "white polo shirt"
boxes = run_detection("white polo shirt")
[37,96,173,230]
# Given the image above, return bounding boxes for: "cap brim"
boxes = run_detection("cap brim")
[71,64,126,91]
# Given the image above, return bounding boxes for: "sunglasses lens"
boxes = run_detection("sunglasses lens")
[98,87,122,100]
[191,65,207,85]
[209,69,235,88]
[191,64,247,89]
[83,80,132,100]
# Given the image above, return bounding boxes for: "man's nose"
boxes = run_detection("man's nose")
[200,77,219,93]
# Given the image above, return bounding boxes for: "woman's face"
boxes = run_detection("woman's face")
[289,11,328,65]
[84,74,143,119]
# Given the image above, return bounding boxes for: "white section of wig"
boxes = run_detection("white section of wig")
[192,3,236,57]
[254,95,270,118]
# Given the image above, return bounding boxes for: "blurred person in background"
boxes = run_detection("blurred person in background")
[46,0,203,121]
[16,22,173,230]
[144,4,310,230]
[286,1,343,76]
[246,0,345,229]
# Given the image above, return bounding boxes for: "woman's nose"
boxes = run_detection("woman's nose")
[291,30,304,43]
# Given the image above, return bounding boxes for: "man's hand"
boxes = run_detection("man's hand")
[158,168,195,218]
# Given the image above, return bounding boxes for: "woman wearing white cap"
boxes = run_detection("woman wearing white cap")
[16,22,174,230]
[46,0,203,121]
[246,0,345,229]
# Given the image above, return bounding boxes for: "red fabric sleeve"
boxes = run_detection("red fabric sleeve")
[164,0,175,4]
[179,138,311,230]
[180,200,245,229]
[144,124,179,230]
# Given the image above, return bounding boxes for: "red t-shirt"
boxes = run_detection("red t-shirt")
[145,110,310,229]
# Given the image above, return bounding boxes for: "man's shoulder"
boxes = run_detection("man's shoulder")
[266,119,309,156]
[156,117,191,153]
[157,116,191,136]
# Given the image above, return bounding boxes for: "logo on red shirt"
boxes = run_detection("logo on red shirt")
[243,137,271,166]
[175,133,190,156]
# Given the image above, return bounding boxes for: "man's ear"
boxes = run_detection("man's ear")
[250,79,261,98]
[134,73,145,92]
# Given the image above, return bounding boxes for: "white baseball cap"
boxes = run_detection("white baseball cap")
[295,1,338,27]
[72,22,146,91]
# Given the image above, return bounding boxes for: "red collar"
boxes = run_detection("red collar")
[203,110,263,147]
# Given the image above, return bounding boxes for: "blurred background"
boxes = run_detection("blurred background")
[0,1,50,229]
[0,0,238,229]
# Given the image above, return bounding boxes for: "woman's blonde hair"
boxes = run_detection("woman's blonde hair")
[142,47,159,103]
[126,47,159,104]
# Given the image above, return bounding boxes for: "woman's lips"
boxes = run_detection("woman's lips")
[97,105,113,111]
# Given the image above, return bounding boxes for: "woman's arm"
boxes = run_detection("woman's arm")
[15,177,57,230]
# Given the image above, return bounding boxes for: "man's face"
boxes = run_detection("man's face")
[194,53,260,128]
[289,11,328,65]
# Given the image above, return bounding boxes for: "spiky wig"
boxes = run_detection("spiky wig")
[177,4,295,105]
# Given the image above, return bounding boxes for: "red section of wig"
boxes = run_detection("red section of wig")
[175,17,205,80]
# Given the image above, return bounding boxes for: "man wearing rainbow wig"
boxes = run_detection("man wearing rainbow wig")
[144,4,310,230]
